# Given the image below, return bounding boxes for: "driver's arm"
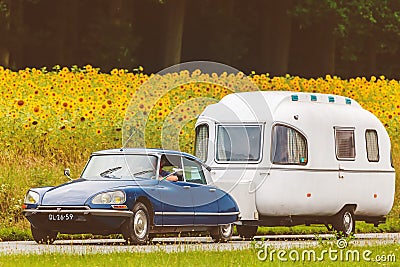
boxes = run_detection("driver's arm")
[159,170,178,182]
[165,175,178,182]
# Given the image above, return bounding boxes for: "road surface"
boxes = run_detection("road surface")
[0,233,398,255]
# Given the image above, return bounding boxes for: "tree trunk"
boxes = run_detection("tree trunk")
[317,22,336,75]
[163,0,185,68]
[299,18,336,77]
[9,0,24,69]
[54,1,67,65]
[0,46,9,67]
[0,2,10,67]
[217,0,234,66]
[365,36,377,77]
[260,0,292,76]
[110,0,126,26]
[0,0,10,67]
[53,1,79,66]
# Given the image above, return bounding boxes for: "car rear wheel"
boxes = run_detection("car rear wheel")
[210,224,233,242]
[31,225,57,244]
[236,225,258,239]
[122,202,150,245]
[332,207,355,236]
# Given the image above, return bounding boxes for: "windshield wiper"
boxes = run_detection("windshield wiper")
[132,169,154,177]
[100,166,122,177]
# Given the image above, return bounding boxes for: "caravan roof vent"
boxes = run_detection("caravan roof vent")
[310,95,317,101]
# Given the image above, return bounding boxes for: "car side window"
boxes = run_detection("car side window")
[182,157,207,184]
[159,155,183,181]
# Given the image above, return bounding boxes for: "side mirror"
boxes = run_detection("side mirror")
[64,168,72,180]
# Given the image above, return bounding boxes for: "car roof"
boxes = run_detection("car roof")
[91,148,200,161]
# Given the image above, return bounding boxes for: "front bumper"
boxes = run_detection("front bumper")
[23,206,133,235]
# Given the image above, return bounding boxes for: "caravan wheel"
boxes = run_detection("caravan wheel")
[333,207,355,236]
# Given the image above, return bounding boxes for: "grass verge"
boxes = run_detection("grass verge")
[0,244,398,266]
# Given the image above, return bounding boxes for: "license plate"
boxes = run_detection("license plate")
[48,213,74,221]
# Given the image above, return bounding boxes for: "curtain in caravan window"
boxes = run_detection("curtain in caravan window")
[288,129,307,163]
[217,126,228,161]
[366,130,379,162]
[272,125,307,165]
[194,124,209,162]
[335,129,355,160]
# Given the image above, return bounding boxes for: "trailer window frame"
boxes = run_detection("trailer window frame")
[365,129,379,162]
[335,127,356,161]
[271,124,308,165]
[215,124,263,163]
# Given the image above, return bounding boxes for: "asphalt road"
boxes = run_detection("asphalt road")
[0,233,399,255]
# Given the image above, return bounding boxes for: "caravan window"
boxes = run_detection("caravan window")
[216,125,262,162]
[335,128,356,160]
[366,130,379,162]
[271,125,308,165]
[195,124,209,162]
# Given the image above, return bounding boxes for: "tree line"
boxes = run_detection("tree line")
[1,0,400,78]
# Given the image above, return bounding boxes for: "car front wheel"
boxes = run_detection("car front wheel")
[31,225,57,244]
[122,202,150,245]
[210,224,233,242]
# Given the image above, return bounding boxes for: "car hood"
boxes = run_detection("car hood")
[41,179,155,206]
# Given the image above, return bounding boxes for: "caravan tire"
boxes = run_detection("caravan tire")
[236,225,258,239]
[333,207,355,236]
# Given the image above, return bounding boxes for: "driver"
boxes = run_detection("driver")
[159,158,178,182]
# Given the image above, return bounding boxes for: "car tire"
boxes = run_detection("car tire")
[236,225,258,239]
[210,224,233,243]
[31,225,57,244]
[122,202,150,245]
[332,207,355,236]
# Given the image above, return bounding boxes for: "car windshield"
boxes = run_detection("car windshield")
[81,154,158,180]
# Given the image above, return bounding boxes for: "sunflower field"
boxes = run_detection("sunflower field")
[0,65,399,236]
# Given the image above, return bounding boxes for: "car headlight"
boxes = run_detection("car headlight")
[24,191,40,204]
[92,190,126,204]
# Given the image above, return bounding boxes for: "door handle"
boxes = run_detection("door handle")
[183,186,191,189]
[209,188,216,192]
[338,166,344,179]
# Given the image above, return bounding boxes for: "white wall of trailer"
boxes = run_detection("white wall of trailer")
[196,91,395,221]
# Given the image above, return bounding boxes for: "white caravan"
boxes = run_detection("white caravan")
[194,91,395,237]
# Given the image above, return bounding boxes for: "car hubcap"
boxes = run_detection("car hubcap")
[343,212,353,234]
[221,224,232,238]
[134,210,147,239]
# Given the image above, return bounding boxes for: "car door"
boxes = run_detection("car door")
[182,157,220,225]
[158,155,194,226]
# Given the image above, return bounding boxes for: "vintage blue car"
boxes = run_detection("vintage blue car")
[22,148,239,244]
